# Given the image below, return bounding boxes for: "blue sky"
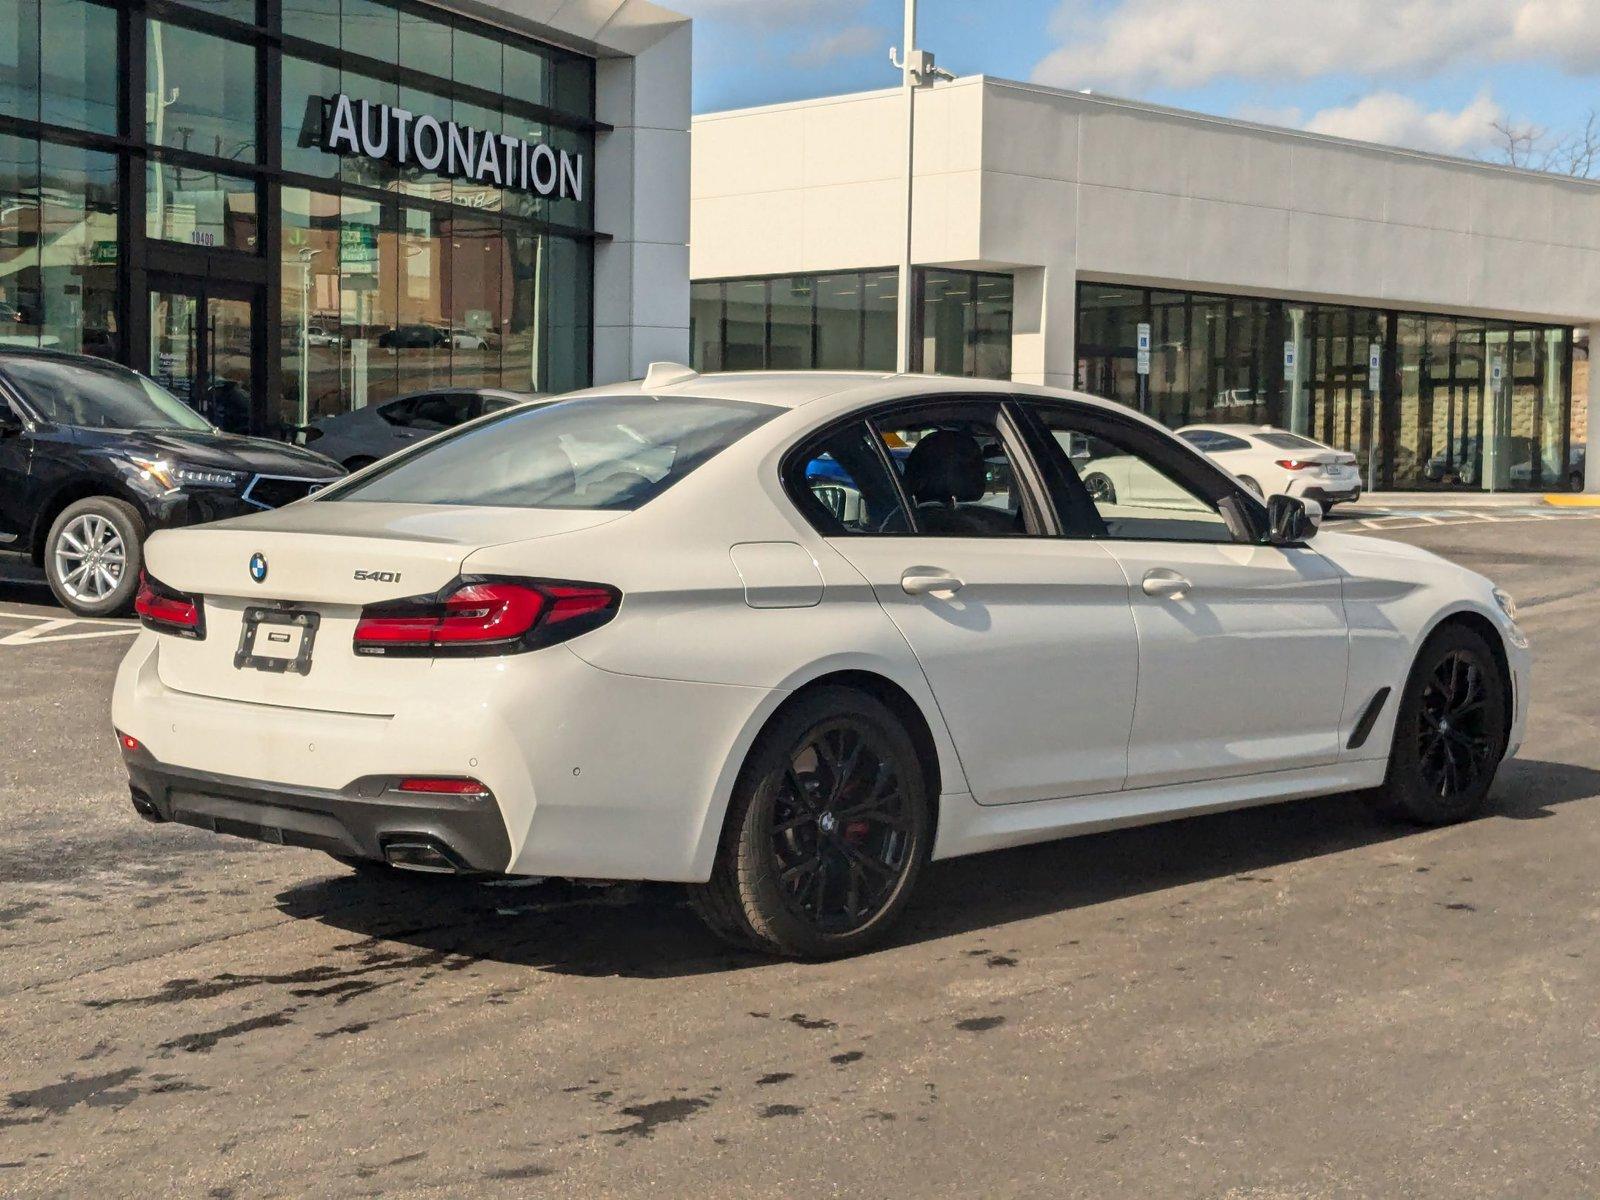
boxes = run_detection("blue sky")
[671,0,1600,169]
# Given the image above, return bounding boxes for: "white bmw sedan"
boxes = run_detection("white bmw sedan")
[113,371,1530,958]
[1175,424,1364,508]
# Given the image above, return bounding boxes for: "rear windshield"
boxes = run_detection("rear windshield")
[1254,431,1324,451]
[329,394,781,511]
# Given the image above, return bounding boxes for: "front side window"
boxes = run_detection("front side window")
[4,358,212,431]
[331,394,780,511]
[1030,407,1239,544]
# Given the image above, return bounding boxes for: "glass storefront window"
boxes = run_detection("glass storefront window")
[690,281,724,372]
[281,57,341,179]
[1076,282,1572,491]
[1,0,117,135]
[0,134,118,359]
[174,0,259,24]
[689,269,903,375]
[146,21,259,162]
[147,163,260,253]
[914,268,1013,380]
[769,277,815,370]
[342,0,398,61]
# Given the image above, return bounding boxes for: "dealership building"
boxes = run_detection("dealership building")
[692,76,1600,492]
[0,0,691,437]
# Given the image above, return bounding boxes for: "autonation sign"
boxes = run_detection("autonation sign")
[319,93,585,202]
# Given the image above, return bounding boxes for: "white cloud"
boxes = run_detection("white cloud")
[1299,92,1506,155]
[790,24,881,69]
[1033,0,1600,91]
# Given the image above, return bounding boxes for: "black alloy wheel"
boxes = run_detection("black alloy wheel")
[768,719,917,935]
[1375,623,1508,825]
[690,687,931,958]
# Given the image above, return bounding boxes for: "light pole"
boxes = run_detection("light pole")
[890,0,953,375]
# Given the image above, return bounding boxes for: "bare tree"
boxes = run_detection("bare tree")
[1489,111,1600,178]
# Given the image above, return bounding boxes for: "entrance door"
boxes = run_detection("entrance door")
[148,278,258,434]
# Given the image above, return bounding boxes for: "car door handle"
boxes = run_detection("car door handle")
[901,569,964,597]
[1141,569,1192,600]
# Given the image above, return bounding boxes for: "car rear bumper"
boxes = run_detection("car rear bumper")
[112,632,778,883]
[1294,482,1362,507]
[123,747,513,873]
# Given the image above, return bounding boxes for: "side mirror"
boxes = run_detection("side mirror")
[0,405,22,437]
[1266,494,1317,544]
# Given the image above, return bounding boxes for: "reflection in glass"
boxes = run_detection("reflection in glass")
[40,0,118,133]
[690,280,724,372]
[147,164,259,253]
[769,277,815,370]
[38,142,117,357]
[145,21,258,162]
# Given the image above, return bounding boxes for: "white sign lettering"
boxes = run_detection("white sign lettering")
[320,93,585,202]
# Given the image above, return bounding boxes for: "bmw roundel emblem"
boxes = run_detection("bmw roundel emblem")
[249,552,268,584]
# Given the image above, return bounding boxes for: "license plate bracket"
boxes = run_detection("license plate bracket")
[235,606,320,675]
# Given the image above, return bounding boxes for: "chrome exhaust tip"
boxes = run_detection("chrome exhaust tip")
[381,835,469,874]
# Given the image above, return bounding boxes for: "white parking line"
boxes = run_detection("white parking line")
[0,610,139,646]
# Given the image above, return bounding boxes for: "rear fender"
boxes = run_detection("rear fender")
[683,651,969,882]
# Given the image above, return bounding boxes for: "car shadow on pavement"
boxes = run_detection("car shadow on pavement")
[0,555,53,605]
[273,756,1600,979]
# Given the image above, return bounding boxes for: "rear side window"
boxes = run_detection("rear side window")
[331,394,780,511]
[787,421,911,534]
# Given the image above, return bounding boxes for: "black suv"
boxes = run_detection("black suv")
[0,350,344,617]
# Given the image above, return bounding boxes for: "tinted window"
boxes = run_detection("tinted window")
[407,393,476,430]
[1181,429,1251,453]
[4,358,212,431]
[1255,431,1324,451]
[332,395,780,511]
[875,409,1038,537]
[1033,409,1237,544]
[788,421,910,535]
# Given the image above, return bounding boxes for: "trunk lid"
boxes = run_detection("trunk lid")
[143,502,621,714]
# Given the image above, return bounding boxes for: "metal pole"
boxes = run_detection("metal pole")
[894,0,917,375]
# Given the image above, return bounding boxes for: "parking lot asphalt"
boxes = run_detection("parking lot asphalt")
[4,512,1600,1199]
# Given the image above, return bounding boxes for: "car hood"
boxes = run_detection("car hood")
[71,426,344,478]
[1313,530,1448,567]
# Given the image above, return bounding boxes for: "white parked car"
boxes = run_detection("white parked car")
[449,327,491,350]
[1177,425,1363,508]
[113,370,1529,958]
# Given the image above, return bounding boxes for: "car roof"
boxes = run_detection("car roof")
[1176,423,1276,434]
[564,369,1157,422]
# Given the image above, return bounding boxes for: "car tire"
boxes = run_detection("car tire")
[44,496,144,618]
[1239,475,1264,498]
[1372,623,1508,826]
[1083,472,1117,505]
[688,686,933,959]
[344,456,378,472]
[1570,470,1584,492]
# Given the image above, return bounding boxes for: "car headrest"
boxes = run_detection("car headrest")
[904,429,987,505]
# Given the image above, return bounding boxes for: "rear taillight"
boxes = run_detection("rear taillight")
[396,777,490,797]
[353,577,620,657]
[1275,459,1318,471]
[134,572,205,639]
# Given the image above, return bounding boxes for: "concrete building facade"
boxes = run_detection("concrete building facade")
[692,76,1600,492]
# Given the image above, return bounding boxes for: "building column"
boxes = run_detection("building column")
[1588,324,1600,493]
[591,20,692,386]
[1010,266,1076,391]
